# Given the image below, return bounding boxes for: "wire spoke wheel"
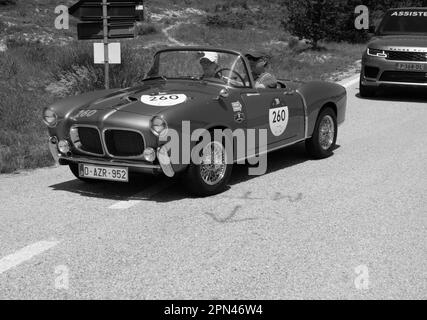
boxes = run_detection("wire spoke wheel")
[318,115,335,150]
[200,141,227,186]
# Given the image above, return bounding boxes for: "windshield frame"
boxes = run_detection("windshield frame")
[376,9,427,36]
[147,47,255,89]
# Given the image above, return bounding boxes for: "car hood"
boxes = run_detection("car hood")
[68,80,222,118]
[369,35,427,50]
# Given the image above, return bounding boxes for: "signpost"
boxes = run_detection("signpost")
[69,0,143,89]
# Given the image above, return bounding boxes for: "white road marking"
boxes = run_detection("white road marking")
[109,200,142,210]
[108,180,174,210]
[0,240,59,274]
[340,75,360,88]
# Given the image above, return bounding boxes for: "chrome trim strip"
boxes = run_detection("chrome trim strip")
[157,146,175,177]
[59,155,161,170]
[376,81,427,87]
[48,137,60,162]
[70,125,105,157]
[234,138,306,163]
[102,127,147,160]
[295,89,310,139]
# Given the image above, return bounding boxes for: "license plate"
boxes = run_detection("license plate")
[396,63,425,71]
[79,163,129,182]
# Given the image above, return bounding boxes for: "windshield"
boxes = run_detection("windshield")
[147,50,251,88]
[377,9,427,35]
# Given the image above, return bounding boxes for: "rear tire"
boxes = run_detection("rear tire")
[305,107,337,159]
[359,78,376,98]
[184,132,233,197]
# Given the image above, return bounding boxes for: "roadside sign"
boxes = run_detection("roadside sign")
[94,43,121,64]
[77,22,135,40]
[69,1,137,21]
[69,0,143,89]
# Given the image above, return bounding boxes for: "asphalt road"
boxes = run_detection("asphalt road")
[0,76,426,299]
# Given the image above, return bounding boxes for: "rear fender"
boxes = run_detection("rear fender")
[296,81,347,138]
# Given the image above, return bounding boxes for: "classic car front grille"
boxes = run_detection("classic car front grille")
[104,130,145,157]
[380,71,427,83]
[77,127,104,155]
[386,51,427,62]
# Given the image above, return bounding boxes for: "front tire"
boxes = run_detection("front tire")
[305,107,337,159]
[184,133,233,197]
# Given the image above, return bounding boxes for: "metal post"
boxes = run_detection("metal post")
[102,0,109,89]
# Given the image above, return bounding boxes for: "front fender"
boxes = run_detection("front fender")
[46,89,120,137]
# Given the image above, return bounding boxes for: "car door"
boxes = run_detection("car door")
[240,87,305,151]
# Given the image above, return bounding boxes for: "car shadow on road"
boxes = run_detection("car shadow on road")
[151,143,340,202]
[356,87,427,103]
[49,143,340,203]
[49,173,167,202]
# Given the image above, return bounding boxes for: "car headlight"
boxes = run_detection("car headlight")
[367,48,388,58]
[43,108,58,127]
[58,140,70,154]
[143,147,156,162]
[150,116,168,137]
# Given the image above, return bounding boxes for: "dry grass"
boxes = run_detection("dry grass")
[171,23,365,82]
[0,41,155,173]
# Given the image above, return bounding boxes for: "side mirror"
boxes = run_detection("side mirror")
[368,25,376,34]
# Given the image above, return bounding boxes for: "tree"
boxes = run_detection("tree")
[0,0,17,5]
[283,0,341,49]
[283,0,427,47]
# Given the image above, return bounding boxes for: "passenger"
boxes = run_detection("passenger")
[245,51,277,89]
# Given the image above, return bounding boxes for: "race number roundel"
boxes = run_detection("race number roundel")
[140,94,187,107]
[269,106,289,137]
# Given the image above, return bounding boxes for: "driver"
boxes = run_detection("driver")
[199,52,221,79]
[245,51,277,89]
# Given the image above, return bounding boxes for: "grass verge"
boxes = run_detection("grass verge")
[0,41,155,173]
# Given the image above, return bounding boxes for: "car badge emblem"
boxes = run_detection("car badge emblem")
[232,101,242,112]
[234,112,245,123]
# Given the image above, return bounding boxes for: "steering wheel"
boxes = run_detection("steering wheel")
[215,68,246,86]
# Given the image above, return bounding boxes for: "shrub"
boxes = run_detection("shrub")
[205,0,286,30]
[136,22,159,36]
[205,12,246,29]
[0,40,156,173]
[283,0,427,47]
[0,0,16,5]
[283,0,351,48]
[48,42,155,95]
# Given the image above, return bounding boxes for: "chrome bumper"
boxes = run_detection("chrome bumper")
[361,54,427,87]
[49,137,174,176]
[361,78,427,88]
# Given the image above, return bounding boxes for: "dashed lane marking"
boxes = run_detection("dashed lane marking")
[0,240,59,274]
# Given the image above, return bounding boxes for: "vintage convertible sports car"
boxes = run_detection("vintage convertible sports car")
[44,47,346,196]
